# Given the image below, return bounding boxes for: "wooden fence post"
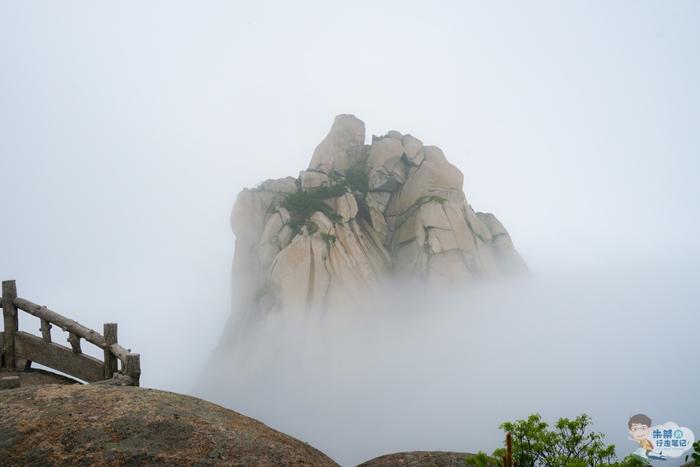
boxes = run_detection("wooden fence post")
[67,332,82,354]
[103,323,118,379]
[2,280,18,369]
[40,318,52,343]
[125,353,141,386]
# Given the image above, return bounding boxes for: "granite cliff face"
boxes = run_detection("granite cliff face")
[231,115,526,316]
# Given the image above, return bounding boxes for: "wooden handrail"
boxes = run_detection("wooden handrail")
[10,297,135,363]
[12,297,138,372]
[1,280,140,386]
[13,298,108,348]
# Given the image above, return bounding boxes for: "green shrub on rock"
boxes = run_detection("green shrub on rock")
[344,166,369,194]
[320,232,337,244]
[282,190,342,233]
[283,169,366,233]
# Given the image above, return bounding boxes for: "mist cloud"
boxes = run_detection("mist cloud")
[197,259,699,466]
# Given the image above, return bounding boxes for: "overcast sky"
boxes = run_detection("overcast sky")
[1,1,699,463]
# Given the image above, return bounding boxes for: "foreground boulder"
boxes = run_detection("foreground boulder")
[0,384,338,466]
[230,115,527,318]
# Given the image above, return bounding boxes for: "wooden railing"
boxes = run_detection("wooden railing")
[0,279,140,386]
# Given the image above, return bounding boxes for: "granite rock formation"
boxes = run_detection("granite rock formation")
[0,384,338,466]
[231,115,527,316]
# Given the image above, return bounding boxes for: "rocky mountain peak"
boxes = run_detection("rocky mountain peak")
[230,115,526,316]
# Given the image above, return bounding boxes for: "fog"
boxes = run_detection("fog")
[199,264,699,465]
[1,1,699,466]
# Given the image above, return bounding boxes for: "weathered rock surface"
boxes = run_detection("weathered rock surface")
[300,170,330,191]
[308,114,365,174]
[0,384,338,466]
[230,115,527,317]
